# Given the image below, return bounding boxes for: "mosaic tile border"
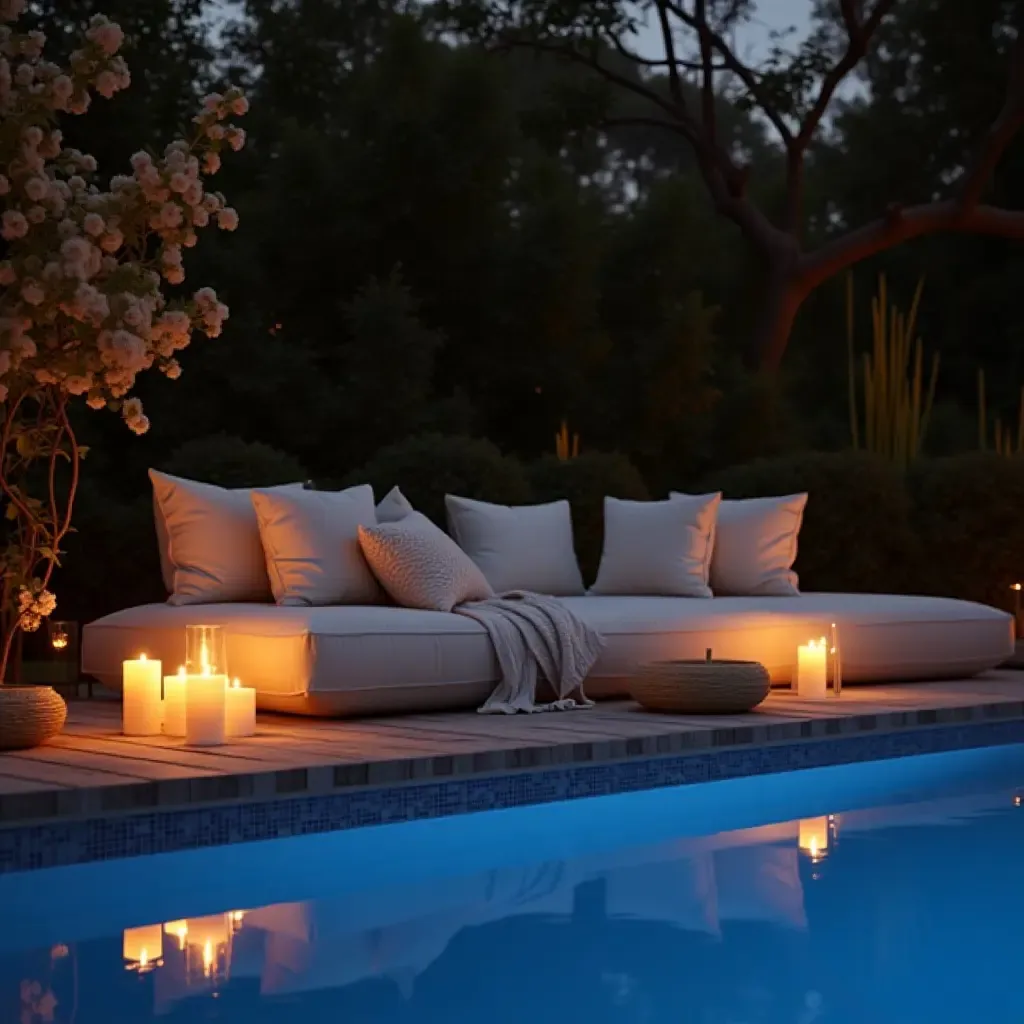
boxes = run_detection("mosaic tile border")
[3,697,1023,830]
[3,715,1024,874]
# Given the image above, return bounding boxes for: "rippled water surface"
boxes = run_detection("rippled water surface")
[4,742,1024,1023]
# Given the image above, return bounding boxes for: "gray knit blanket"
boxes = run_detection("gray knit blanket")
[454,591,603,715]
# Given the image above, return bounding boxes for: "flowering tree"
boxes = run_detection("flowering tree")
[0,0,247,682]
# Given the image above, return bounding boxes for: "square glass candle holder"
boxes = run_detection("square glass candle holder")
[184,624,229,746]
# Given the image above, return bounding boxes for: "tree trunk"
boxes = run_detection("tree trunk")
[751,270,808,374]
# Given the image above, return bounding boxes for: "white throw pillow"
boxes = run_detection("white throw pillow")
[252,485,382,606]
[672,491,807,596]
[358,512,494,612]
[590,494,720,597]
[375,485,415,523]
[445,495,585,595]
[150,470,304,605]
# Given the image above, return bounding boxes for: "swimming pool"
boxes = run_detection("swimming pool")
[3,742,1023,1022]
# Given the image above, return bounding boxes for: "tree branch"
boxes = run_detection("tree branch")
[496,28,780,245]
[653,0,688,114]
[609,32,724,72]
[794,0,897,152]
[663,0,794,145]
[694,0,717,146]
[493,36,683,122]
[958,32,1024,209]
[802,26,1024,287]
[800,201,1024,288]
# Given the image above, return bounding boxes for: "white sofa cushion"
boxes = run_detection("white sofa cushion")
[81,593,1013,717]
[375,486,415,523]
[445,495,585,595]
[150,470,306,605]
[673,492,807,596]
[591,495,720,597]
[359,512,494,612]
[252,484,382,607]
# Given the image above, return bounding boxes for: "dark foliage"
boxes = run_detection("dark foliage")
[346,433,531,528]
[529,452,648,583]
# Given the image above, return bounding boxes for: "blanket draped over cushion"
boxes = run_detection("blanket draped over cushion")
[453,591,604,714]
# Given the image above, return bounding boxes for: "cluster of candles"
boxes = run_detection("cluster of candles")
[123,911,246,982]
[122,649,255,744]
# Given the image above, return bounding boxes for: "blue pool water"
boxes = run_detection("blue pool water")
[3,743,1024,1023]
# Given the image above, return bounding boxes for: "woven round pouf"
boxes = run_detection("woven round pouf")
[629,659,770,714]
[0,685,67,750]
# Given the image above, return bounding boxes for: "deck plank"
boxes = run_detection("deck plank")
[1,674,1022,829]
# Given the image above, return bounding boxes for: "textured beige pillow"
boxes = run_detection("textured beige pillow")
[358,512,494,612]
[150,470,306,605]
[445,495,585,595]
[590,494,720,597]
[152,474,303,594]
[672,491,807,596]
[252,485,382,606]
[375,485,415,523]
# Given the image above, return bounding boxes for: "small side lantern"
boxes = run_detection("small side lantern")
[46,620,84,695]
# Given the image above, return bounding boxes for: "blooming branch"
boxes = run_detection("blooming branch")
[0,1,248,677]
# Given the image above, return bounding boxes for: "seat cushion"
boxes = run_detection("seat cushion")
[252,484,382,606]
[82,592,1013,717]
[561,593,1013,691]
[151,471,305,603]
[673,492,806,596]
[591,495,719,598]
[445,495,585,596]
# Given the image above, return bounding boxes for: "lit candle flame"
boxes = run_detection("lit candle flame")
[203,938,214,976]
[1013,583,1022,592]
[177,665,186,677]
[232,678,240,690]
[139,653,147,662]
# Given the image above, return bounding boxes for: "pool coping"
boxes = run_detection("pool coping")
[2,695,1024,874]
[2,695,1024,830]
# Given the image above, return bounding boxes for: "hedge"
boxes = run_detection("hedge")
[529,452,649,584]
[907,453,1024,610]
[704,450,1024,612]
[346,433,531,528]
[700,451,918,596]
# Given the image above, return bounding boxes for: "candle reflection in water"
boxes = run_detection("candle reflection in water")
[123,924,163,974]
[120,913,252,992]
[798,814,838,865]
[164,920,188,952]
[182,914,231,985]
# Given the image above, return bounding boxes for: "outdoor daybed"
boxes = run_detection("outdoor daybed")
[80,474,1015,717]
[83,593,1013,717]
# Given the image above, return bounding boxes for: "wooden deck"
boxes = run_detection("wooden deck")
[1,673,1023,830]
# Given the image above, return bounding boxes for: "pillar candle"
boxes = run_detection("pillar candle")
[796,638,827,699]
[185,672,227,746]
[123,654,163,735]
[163,666,187,738]
[225,678,256,738]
